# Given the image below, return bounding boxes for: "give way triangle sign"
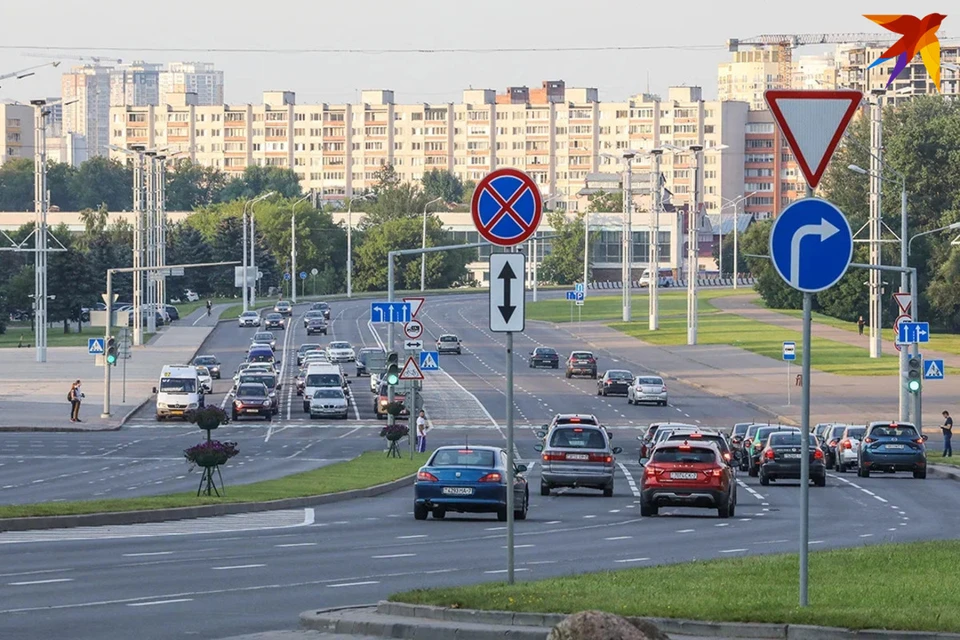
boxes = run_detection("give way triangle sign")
[764,90,863,190]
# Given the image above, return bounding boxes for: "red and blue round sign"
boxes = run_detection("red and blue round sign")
[470,168,543,247]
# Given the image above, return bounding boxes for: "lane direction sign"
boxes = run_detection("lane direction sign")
[769,198,853,293]
[566,291,577,301]
[489,253,525,332]
[782,341,796,361]
[898,321,930,345]
[893,313,913,352]
[399,356,424,381]
[403,297,425,318]
[764,90,863,189]
[403,320,424,340]
[403,339,423,351]
[575,283,585,293]
[924,359,944,380]
[299,271,307,280]
[88,338,105,355]
[283,272,291,281]
[471,168,543,247]
[419,351,440,371]
[370,302,411,324]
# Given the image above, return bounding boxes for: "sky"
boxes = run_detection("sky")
[0,0,953,106]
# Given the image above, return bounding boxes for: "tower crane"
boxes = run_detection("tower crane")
[0,61,61,88]
[728,33,899,89]
[23,53,122,66]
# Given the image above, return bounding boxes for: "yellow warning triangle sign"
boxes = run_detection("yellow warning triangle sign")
[399,356,424,380]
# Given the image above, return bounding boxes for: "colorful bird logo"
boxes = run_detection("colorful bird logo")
[864,13,947,91]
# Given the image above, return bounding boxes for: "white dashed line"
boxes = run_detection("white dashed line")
[396,534,428,539]
[328,581,380,588]
[127,598,193,607]
[719,548,747,554]
[484,568,529,574]
[371,553,416,559]
[604,536,632,541]
[212,564,265,571]
[617,462,641,497]
[615,557,650,563]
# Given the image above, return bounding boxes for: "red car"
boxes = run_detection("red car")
[640,441,737,518]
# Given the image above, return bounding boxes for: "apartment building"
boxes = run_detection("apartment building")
[159,62,224,106]
[0,102,34,166]
[107,82,747,218]
[837,43,960,103]
[61,65,112,159]
[110,62,162,108]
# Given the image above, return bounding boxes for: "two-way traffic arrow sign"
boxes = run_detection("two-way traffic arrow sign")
[489,253,525,332]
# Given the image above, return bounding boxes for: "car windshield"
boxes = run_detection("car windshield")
[305,311,322,317]
[313,303,329,310]
[652,447,717,464]
[313,389,344,399]
[769,433,818,447]
[196,366,210,376]
[549,427,607,449]
[249,353,274,364]
[240,312,257,318]
[194,356,217,365]
[607,371,632,380]
[309,318,325,324]
[845,427,866,439]
[871,425,919,438]
[306,373,341,386]
[827,426,848,440]
[254,333,274,341]
[756,427,796,441]
[299,344,321,353]
[668,434,726,450]
[430,449,496,467]
[160,377,197,393]
[440,336,458,342]
[329,342,350,349]
[571,352,592,359]
[266,314,282,320]
[238,384,266,397]
[733,424,750,436]
[536,347,556,355]
[638,377,664,385]
[240,375,276,390]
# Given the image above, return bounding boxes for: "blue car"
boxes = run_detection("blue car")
[858,421,928,479]
[414,445,529,522]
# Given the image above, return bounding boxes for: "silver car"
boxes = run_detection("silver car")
[238,311,261,327]
[535,425,622,497]
[627,375,668,406]
[309,387,349,419]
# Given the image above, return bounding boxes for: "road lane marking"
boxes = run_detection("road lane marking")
[544,520,561,525]
[8,578,74,586]
[736,479,765,502]
[212,564,266,571]
[484,569,529,574]
[614,557,649,563]
[372,553,417,559]
[122,551,173,557]
[617,461,641,497]
[503,544,535,549]
[327,581,380,588]
[396,534,428,539]
[859,534,874,538]
[338,427,362,439]
[604,536,632,541]
[676,529,695,533]
[275,543,317,548]
[720,548,748,554]
[127,598,193,607]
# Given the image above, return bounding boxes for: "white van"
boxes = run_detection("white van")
[301,363,347,412]
[155,364,205,421]
[639,267,674,288]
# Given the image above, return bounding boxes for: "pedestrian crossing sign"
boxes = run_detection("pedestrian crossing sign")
[419,351,440,371]
[88,338,105,354]
[923,359,944,380]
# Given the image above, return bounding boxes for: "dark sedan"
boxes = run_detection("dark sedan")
[758,432,826,486]
[414,445,528,522]
[193,354,222,379]
[529,347,560,369]
[859,421,927,479]
[306,317,327,335]
[311,301,331,319]
[263,313,285,330]
[231,383,273,421]
[356,347,384,377]
[597,370,633,396]
[820,424,848,469]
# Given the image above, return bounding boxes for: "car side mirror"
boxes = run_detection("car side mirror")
[529,352,534,356]
[276,382,282,389]
[922,434,929,442]
[346,380,352,384]
[612,446,623,455]
[637,435,644,441]
[535,430,546,439]
[515,464,527,473]
[533,444,543,453]
[152,386,157,394]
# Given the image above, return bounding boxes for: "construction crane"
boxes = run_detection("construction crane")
[0,61,61,88]
[23,53,122,66]
[728,33,899,89]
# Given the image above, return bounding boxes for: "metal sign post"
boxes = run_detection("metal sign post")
[783,341,796,406]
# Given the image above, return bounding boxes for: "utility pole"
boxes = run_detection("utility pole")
[155,155,167,309]
[688,144,704,345]
[144,151,157,335]
[421,197,442,292]
[31,100,49,363]
[649,149,663,331]
[242,199,250,312]
[291,192,311,303]
[131,145,146,346]
[622,151,635,322]
[869,92,883,359]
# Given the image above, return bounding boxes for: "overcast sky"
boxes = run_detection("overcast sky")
[0,0,952,106]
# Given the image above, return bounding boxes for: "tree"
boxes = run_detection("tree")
[741,220,803,309]
[539,211,586,285]
[46,224,96,332]
[166,224,214,297]
[47,162,79,211]
[712,233,750,277]
[421,169,464,204]
[69,157,133,211]
[217,165,301,202]
[0,158,33,211]
[586,190,623,214]
[166,159,227,210]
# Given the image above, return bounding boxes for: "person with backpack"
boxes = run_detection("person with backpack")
[206,300,212,316]
[69,380,84,422]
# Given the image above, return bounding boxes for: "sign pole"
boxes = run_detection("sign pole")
[122,338,127,404]
[800,291,812,608]
[506,321,515,584]
[787,360,791,406]
[101,269,113,418]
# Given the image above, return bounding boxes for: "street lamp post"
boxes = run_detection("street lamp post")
[421,197,443,292]
[721,191,757,289]
[622,151,636,322]
[30,100,49,363]
[687,144,704,346]
[244,192,274,310]
[291,193,311,303]
[649,149,663,331]
[533,193,563,302]
[346,193,374,298]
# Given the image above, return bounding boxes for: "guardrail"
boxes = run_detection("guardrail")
[586,276,756,290]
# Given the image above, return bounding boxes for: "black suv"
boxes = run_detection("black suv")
[529,347,560,369]
[758,432,826,487]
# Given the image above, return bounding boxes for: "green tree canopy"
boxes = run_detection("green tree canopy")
[166,159,227,210]
[217,165,302,202]
[540,210,586,285]
[0,158,33,211]
[421,169,464,204]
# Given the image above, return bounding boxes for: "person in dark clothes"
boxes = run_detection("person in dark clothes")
[943,411,953,458]
[857,315,865,335]
[69,380,84,422]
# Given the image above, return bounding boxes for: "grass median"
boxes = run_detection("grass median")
[0,450,428,519]
[393,541,960,633]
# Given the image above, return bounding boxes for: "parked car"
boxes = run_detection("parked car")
[858,421,927,479]
[565,351,597,379]
[640,440,737,518]
[597,370,633,397]
[164,304,181,321]
[528,346,559,368]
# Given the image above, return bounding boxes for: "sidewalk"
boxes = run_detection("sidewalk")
[0,305,228,431]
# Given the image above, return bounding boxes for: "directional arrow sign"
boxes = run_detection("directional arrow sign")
[769,198,853,293]
[489,253,525,332]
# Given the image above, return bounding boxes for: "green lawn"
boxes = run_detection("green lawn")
[0,450,427,519]
[527,289,742,324]
[393,541,960,633]
[0,326,153,349]
[220,300,274,321]
[175,296,240,319]
[926,451,960,467]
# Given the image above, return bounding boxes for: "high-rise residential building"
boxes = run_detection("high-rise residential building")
[110,61,162,107]
[108,83,747,217]
[61,64,112,158]
[0,102,35,167]
[837,43,960,103]
[159,62,224,106]
[718,49,782,110]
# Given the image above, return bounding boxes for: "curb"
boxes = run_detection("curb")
[0,424,122,433]
[0,473,414,532]
[928,463,960,482]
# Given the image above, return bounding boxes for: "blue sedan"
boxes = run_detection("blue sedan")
[414,445,529,521]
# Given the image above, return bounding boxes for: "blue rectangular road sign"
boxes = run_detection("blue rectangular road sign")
[419,351,440,371]
[370,302,412,324]
[782,341,796,361]
[88,338,105,354]
[575,291,584,301]
[575,283,585,293]
[924,359,944,380]
[897,321,930,345]
[566,291,577,301]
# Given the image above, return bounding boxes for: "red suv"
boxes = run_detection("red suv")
[640,441,737,518]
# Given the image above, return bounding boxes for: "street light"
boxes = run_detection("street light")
[243,191,275,311]
[532,192,564,303]
[908,221,960,256]
[346,193,374,298]
[602,150,641,322]
[421,197,443,292]
[291,193,312,303]
[720,191,758,288]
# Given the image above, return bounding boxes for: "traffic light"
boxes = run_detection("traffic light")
[106,336,118,365]
[385,351,400,386]
[906,354,922,393]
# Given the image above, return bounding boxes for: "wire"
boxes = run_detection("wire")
[2,43,726,55]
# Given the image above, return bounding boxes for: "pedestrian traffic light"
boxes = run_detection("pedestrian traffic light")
[106,336,118,365]
[385,351,400,386]
[906,354,922,393]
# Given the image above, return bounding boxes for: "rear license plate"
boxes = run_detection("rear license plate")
[566,454,589,461]
[670,472,698,480]
[442,487,474,496]
[886,444,905,449]
[246,409,259,413]
[783,453,801,459]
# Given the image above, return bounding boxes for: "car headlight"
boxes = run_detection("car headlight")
[234,400,243,407]
[269,391,276,398]
[158,402,168,409]
[188,403,199,409]
[262,400,272,406]
[379,399,388,406]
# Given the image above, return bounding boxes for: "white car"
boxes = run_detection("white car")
[238,311,261,328]
[233,362,274,389]
[195,365,213,394]
[627,375,668,406]
[184,290,200,302]
[326,341,356,363]
[370,371,381,393]
[309,387,349,419]
[835,425,866,472]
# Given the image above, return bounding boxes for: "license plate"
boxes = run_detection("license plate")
[442,487,474,496]
[246,409,259,413]
[885,444,905,449]
[566,454,589,461]
[171,411,183,415]
[670,472,698,480]
[783,453,801,459]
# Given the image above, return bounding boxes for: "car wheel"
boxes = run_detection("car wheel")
[597,388,602,396]
[433,508,446,519]
[639,502,658,517]
[592,372,598,379]
[814,475,826,487]
[603,484,614,498]
[837,460,846,473]
[540,482,550,496]
[627,397,633,405]
[515,490,528,520]
[264,413,271,422]
[155,414,163,422]
[553,363,559,369]
[303,403,310,413]
[718,501,731,518]
[413,504,428,520]
[231,411,237,421]
[748,464,759,478]
[565,371,571,378]
[858,466,870,478]
[913,470,927,479]
[457,349,461,355]
[496,507,508,522]
[759,472,770,486]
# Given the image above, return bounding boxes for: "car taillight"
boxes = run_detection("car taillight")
[542,452,565,461]
[764,448,775,460]
[723,452,732,461]
[814,449,824,460]
[588,453,613,463]
[588,358,596,363]
[842,439,852,449]
[915,438,925,444]
[702,467,725,477]
[644,465,659,477]
[478,472,502,482]
[829,439,838,446]
[864,437,875,444]
[417,471,438,482]
[661,386,667,392]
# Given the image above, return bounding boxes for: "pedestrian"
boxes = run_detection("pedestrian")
[68,380,84,423]
[857,315,865,336]
[943,410,953,458]
[416,410,428,453]
[206,300,212,316]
